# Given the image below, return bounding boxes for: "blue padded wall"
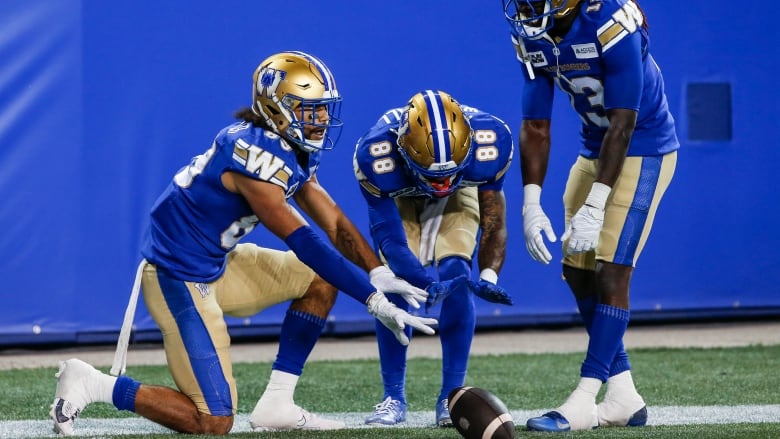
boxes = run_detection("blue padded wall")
[0,0,777,346]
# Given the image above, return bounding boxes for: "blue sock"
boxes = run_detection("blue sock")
[376,292,411,403]
[271,309,326,375]
[610,348,632,376]
[580,304,629,382]
[437,256,475,402]
[577,297,631,378]
[112,376,141,412]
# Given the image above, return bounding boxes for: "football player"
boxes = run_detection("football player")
[354,90,514,427]
[502,0,679,432]
[50,51,441,435]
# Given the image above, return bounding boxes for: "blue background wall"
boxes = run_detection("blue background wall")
[0,1,778,345]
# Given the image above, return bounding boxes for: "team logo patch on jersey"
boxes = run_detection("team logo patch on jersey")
[194,283,210,298]
[572,43,599,59]
[528,51,548,67]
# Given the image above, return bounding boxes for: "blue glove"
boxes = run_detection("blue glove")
[469,279,513,306]
[425,275,470,312]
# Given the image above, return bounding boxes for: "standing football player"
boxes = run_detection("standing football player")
[50,51,441,435]
[502,0,679,432]
[354,90,514,427]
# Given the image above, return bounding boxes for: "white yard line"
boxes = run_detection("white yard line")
[3,405,780,438]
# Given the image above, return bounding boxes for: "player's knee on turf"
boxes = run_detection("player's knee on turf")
[194,414,233,435]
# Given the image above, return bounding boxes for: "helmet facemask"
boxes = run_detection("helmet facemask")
[280,93,342,152]
[503,0,581,40]
[396,90,472,198]
[252,51,343,153]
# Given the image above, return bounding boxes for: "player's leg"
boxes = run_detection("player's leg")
[596,152,676,427]
[433,187,480,427]
[528,157,601,432]
[365,292,412,425]
[213,244,343,431]
[365,198,423,425]
[52,262,237,435]
[562,263,634,410]
[435,256,475,427]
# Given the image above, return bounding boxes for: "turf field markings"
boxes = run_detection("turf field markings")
[3,405,780,438]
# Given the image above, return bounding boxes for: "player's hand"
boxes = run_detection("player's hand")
[424,275,470,312]
[469,279,513,306]
[369,265,428,309]
[367,292,438,345]
[562,204,604,254]
[522,203,557,264]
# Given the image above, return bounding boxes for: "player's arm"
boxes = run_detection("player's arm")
[362,187,432,289]
[293,174,382,272]
[598,31,643,187]
[477,189,507,274]
[519,77,558,264]
[225,170,435,343]
[296,174,430,308]
[519,72,554,187]
[519,119,551,186]
[562,31,643,254]
[598,109,636,186]
[223,170,373,302]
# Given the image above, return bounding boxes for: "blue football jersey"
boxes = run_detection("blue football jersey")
[354,105,514,199]
[512,0,679,157]
[141,121,321,282]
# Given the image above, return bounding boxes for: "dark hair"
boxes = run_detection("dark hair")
[634,1,649,31]
[234,107,263,124]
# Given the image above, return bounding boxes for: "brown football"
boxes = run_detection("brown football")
[448,386,515,439]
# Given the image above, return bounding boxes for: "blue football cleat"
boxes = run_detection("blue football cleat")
[436,398,453,427]
[626,406,648,427]
[365,397,406,425]
[526,411,573,432]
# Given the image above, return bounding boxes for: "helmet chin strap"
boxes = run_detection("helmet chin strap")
[304,137,325,150]
[285,125,327,153]
[522,0,553,40]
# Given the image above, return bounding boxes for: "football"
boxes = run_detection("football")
[448,386,515,439]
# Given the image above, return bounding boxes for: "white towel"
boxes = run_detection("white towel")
[110,260,147,376]
[417,198,447,266]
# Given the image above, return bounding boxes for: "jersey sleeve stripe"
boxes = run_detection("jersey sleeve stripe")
[359,179,382,197]
[232,140,250,165]
[598,21,628,52]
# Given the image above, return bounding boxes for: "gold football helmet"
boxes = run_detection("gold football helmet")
[397,90,472,198]
[252,51,342,152]
[503,0,582,40]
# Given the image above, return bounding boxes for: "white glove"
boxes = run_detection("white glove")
[369,265,428,309]
[522,184,557,264]
[562,182,611,254]
[366,292,438,346]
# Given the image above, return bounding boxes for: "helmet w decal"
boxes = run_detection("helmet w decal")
[397,90,472,198]
[252,51,343,152]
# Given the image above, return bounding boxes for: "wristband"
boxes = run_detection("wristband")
[585,182,611,210]
[523,184,542,205]
[479,268,498,284]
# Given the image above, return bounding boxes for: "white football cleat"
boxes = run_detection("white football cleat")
[250,400,344,431]
[50,359,99,436]
[598,391,647,427]
[598,371,647,427]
